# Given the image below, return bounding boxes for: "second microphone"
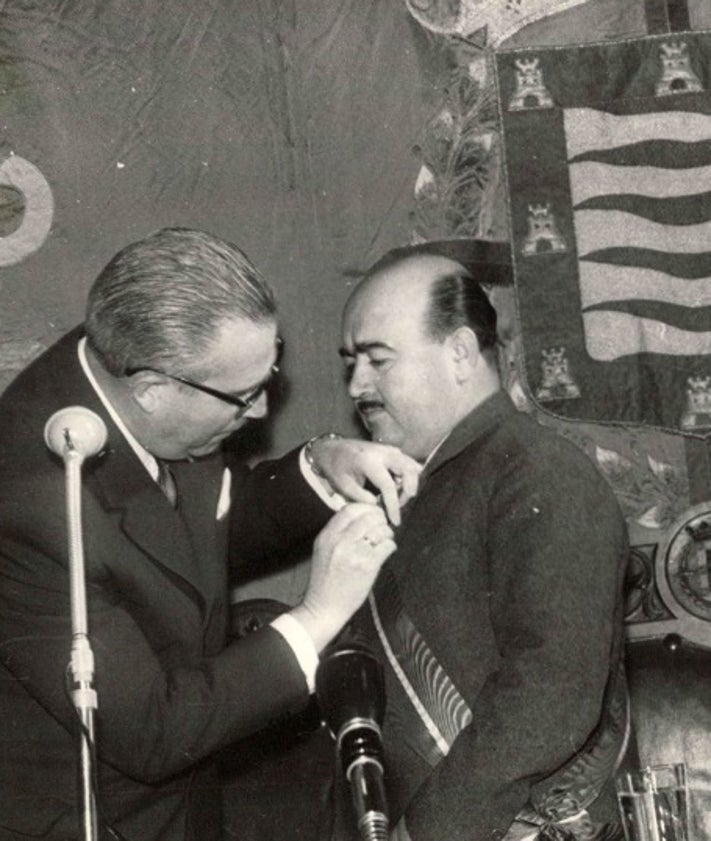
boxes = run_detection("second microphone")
[316,644,389,841]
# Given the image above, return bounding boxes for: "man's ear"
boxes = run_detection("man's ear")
[449,326,480,379]
[130,373,166,414]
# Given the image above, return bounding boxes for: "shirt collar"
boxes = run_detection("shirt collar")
[77,336,160,481]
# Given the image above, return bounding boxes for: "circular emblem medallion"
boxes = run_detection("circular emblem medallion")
[663,507,711,622]
[652,502,711,648]
[0,155,54,266]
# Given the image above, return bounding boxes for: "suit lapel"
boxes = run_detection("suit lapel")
[40,329,223,608]
[91,432,210,608]
[5,327,216,610]
[418,391,513,486]
[60,351,212,608]
[393,392,514,579]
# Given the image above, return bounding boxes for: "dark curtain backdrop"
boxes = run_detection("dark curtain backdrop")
[0,0,446,454]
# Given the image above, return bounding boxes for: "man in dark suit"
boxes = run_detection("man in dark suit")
[0,227,420,841]
[336,240,629,841]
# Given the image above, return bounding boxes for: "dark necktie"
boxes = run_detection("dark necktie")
[156,458,178,509]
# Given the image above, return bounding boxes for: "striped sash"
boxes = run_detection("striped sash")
[368,566,472,765]
[368,565,630,839]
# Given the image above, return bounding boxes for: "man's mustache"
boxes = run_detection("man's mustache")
[355,398,385,412]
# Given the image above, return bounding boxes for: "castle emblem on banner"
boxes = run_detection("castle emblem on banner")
[535,347,581,402]
[522,203,566,256]
[508,57,554,110]
[496,30,711,432]
[680,376,711,431]
[656,41,703,96]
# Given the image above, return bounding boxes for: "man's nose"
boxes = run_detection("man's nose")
[348,359,372,399]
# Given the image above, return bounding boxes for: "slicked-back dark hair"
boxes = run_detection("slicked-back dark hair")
[85,227,276,377]
[426,269,498,348]
[365,238,511,351]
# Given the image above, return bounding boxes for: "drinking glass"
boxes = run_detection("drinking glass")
[616,764,688,841]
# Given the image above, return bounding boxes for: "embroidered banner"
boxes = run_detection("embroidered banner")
[496,31,711,435]
[404,0,592,47]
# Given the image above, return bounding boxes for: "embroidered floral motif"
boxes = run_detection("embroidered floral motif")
[410,52,499,242]
[593,443,688,530]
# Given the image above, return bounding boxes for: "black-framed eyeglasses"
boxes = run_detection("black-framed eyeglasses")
[125,339,282,415]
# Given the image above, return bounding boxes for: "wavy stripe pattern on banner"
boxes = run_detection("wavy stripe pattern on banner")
[564,108,711,362]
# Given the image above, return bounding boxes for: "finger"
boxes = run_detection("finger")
[373,450,421,515]
[368,523,395,545]
[352,535,396,569]
[343,504,389,537]
[353,506,393,539]
[372,537,396,564]
[335,476,379,507]
[336,513,390,556]
[375,475,402,527]
[394,464,420,505]
[321,501,380,539]
[386,453,421,504]
[351,457,401,525]
[344,500,384,518]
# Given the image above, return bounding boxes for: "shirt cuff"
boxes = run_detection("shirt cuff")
[299,444,347,511]
[270,611,320,693]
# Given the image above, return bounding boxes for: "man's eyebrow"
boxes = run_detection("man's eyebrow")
[338,341,394,358]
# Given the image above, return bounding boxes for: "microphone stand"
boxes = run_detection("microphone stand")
[45,408,107,841]
[64,441,100,841]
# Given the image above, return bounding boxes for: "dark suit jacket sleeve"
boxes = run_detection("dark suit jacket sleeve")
[0,456,325,785]
[404,449,627,840]
[228,444,334,565]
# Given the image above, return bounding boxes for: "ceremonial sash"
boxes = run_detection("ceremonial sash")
[368,565,630,837]
[368,567,472,765]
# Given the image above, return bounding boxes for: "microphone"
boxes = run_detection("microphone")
[43,406,107,841]
[44,406,108,460]
[316,644,389,841]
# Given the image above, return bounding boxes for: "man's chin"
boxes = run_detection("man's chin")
[187,444,220,459]
[189,424,247,458]
[363,419,398,448]
[188,437,229,458]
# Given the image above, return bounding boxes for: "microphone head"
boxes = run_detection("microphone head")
[316,644,386,737]
[44,406,108,459]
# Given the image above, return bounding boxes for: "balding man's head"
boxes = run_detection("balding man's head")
[340,243,507,461]
[350,240,505,354]
[344,253,467,344]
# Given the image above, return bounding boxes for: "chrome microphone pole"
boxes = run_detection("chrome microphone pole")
[45,407,108,841]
